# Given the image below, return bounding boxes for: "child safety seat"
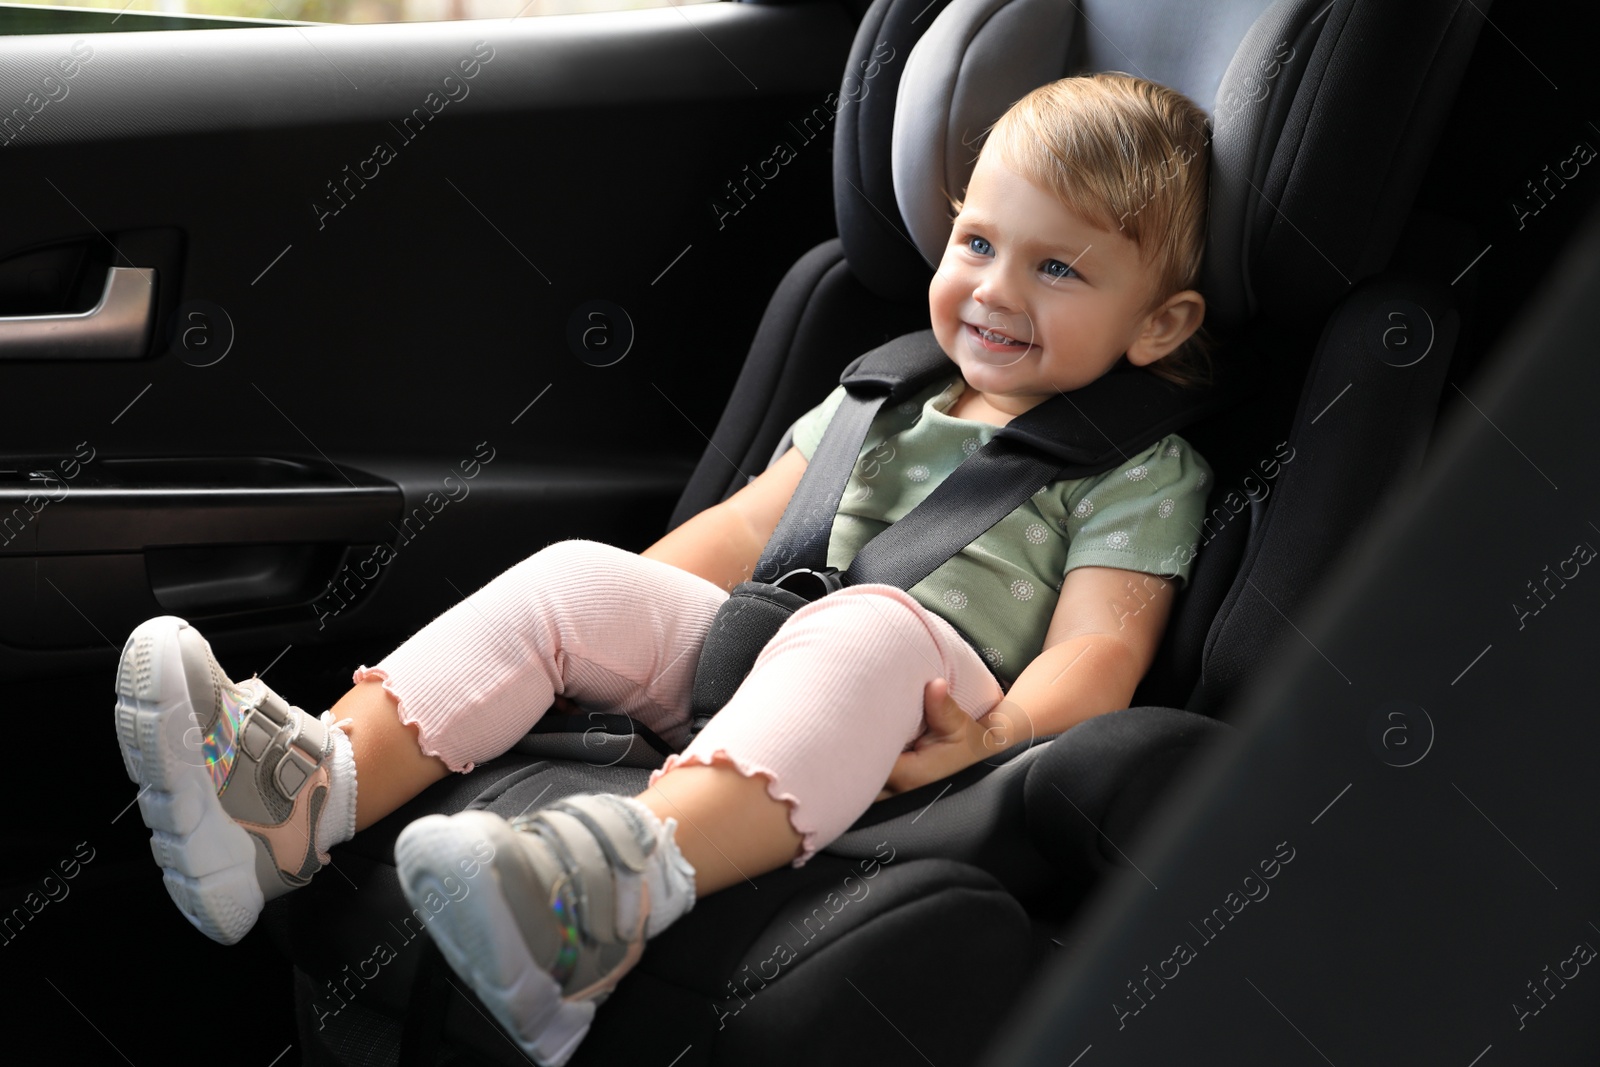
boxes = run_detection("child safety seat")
[269,1,1489,1064]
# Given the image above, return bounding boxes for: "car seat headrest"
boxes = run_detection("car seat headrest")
[832,0,964,306]
[887,0,1074,276]
[837,0,1486,333]
[888,0,1313,331]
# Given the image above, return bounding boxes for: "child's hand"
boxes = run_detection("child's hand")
[874,678,1004,801]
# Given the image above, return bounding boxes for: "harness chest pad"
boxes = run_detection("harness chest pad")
[687,582,816,737]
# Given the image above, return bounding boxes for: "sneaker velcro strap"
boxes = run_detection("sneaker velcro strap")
[251,684,293,727]
[276,747,317,798]
[290,710,329,760]
[537,809,624,946]
[239,710,276,762]
[549,797,653,875]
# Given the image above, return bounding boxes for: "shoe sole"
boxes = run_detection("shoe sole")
[114,615,263,945]
[395,813,599,1067]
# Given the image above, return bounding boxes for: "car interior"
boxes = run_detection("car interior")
[3,0,1597,1063]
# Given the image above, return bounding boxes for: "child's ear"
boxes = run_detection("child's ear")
[1127,289,1206,367]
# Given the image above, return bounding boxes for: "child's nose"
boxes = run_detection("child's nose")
[973,276,1020,314]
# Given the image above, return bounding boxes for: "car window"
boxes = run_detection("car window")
[0,0,719,34]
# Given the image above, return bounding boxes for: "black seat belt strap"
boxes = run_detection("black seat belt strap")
[843,348,1244,590]
[844,439,1065,591]
[767,385,882,578]
[759,330,962,580]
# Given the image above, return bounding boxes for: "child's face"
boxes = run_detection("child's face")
[929,149,1202,416]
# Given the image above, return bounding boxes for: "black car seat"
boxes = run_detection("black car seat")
[267,0,1491,1063]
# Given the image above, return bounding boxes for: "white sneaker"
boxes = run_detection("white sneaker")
[113,616,342,944]
[395,794,694,1065]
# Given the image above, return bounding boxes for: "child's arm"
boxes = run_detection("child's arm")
[879,564,1177,797]
[640,447,809,593]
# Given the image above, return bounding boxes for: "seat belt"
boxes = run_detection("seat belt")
[685,329,1241,740]
[750,329,961,594]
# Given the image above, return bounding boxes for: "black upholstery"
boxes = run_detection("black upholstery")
[830,0,958,303]
[664,239,930,525]
[273,1,1493,1063]
[1194,273,1463,715]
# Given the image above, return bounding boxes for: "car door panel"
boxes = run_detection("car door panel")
[0,4,855,678]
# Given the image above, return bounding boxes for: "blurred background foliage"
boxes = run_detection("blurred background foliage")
[0,0,714,23]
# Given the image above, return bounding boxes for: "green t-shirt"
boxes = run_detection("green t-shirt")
[787,372,1214,690]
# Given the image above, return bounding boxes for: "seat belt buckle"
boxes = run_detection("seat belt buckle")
[773,566,844,602]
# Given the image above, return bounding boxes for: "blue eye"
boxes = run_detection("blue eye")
[1043,259,1078,281]
[966,235,992,256]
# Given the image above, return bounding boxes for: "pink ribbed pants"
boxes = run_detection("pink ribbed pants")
[353,539,1006,865]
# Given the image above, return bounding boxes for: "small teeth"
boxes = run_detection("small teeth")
[976,325,1020,345]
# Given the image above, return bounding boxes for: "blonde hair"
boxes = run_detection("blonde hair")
[947,72,1216,389]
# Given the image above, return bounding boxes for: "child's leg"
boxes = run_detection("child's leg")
[321,683,448,830]
[637,582,1007,894]
[390,581,1002,1064]
[115,538,729,946]
[328,536,732,827]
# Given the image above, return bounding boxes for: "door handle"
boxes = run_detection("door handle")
[0,265,156,360]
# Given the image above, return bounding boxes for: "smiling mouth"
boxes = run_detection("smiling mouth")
[964,322,1034,352]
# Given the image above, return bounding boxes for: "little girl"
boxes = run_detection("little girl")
[112,72,1215,1065]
